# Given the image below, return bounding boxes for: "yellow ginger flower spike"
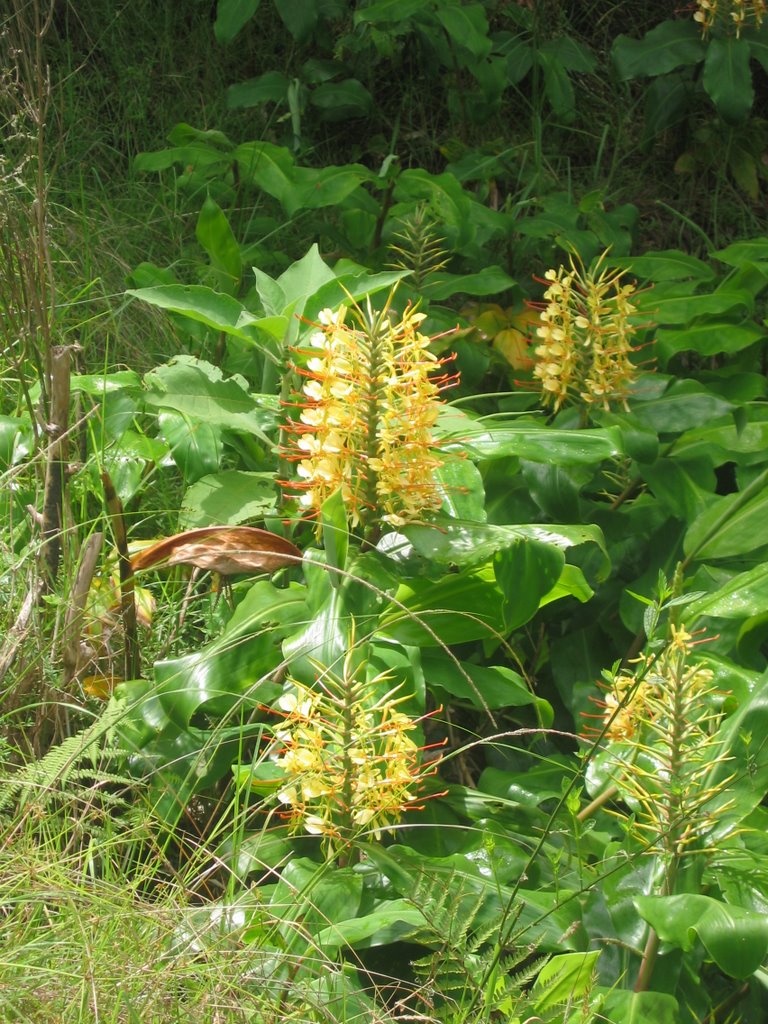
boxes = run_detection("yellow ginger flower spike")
[284,298,455,531]
[533,251,639,414]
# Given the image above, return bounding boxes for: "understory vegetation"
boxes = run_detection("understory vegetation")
[3,1,768,1021]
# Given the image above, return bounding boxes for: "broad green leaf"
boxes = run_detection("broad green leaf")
[657,319,765,360]
[703,670,768,838]
[714,236,768,266]
[420,265,516,300]
[314,900,426,950]
[274,0,318,41]
[683,468,768,560]
[686,563,768,620]
[234,141,297,210]
[320,489,348,577]
[540,35,596,73]
[612,21,705,80]
[271,858,363,946]
[494,538,565,629]
[648,288,753,324]
[434,4,491,59]
[437,409,623,464]
[309,80,373,120]
[195,196,242,293]
[540,563,594,608]
[630,382,734,433]
[275,243,336,312]
[153,581,307,728]
[421,650,552,720]
[380,565,506,646]
[158,410,222,484]
[0,416,28,469]
[393,169,475,248]
[127,285,277,357]
[143,357,278,439]
[134,144,233,174]
[214,0,261,43]
[226,71,290,108]
[634,893,768,978]
[610,249,715,282]
[533,951,600,1012]
[291,162,373,208]
[179,471,277,528]
[599,990,679,1024]
[673,417,768,461]
[354,0,432,23]
[69,370,141,394]
[435,457,486,522]
[640,459,713,523]
[703,36,754,123]
[401,521,608,575]
[538,48,576,120]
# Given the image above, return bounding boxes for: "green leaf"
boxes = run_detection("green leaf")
[634,893,768,978]
[292,162,374,208]
[196,197,242,293]
[158,410,222,484]
[657,320,765,360]
[421,650,551,720]
[435,458,486,522]
[127,285,278,358]
[354,0,432,23]
[214,0,261,43]
[401,520,608,576]
[494,538,565,630]
[434,4,491,59]
[320,489,348,578]
[379,565,506,646]
[648,288,753,324]
[226,71,290,109]
[271,858,363,947]
[179,471,277,528]
[274,0,318,41]
[533,951,600,1012]
[686,563,768,620]
[152,580,307,728]
[611,249,715,282]
[537,49,576,121]
[314,899,426,950]
[437,409,623,464]
[309,80,373,120]
[393,169,475,248]
[612,21,705,80]
[420,266,516,300]
[683,468,768,560]
[631,381,734,433]
[703,36,754,123]
[143,357,277,439]
[540,35,596,73]
[599,990,680,1024]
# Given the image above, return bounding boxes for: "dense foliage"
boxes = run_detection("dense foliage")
[2,1,768,1021]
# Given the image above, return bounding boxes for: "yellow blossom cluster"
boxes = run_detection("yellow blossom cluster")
[533,253,639,413]
[271,679,429,848]
[286,302,450,528]
[694,0,766,36]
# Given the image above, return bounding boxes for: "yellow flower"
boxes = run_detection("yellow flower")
[533,251,639,414]
[694,0,765,35]
[283,298,455,530]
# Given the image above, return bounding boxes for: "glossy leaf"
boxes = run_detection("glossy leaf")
[158,410,222,484]
[533,951,600,1012]
[195,196,242,293]
[703,36,754,123]
[179,471,277,528]
[421,650,552,721]
[214,0,261,42]
[610,249,715,282]
[612,21,705,80]
[686,563,768,620]
[634,893,768,978]
[143,357,278,439]
[683,469,768,560]
[494,539,565,630]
